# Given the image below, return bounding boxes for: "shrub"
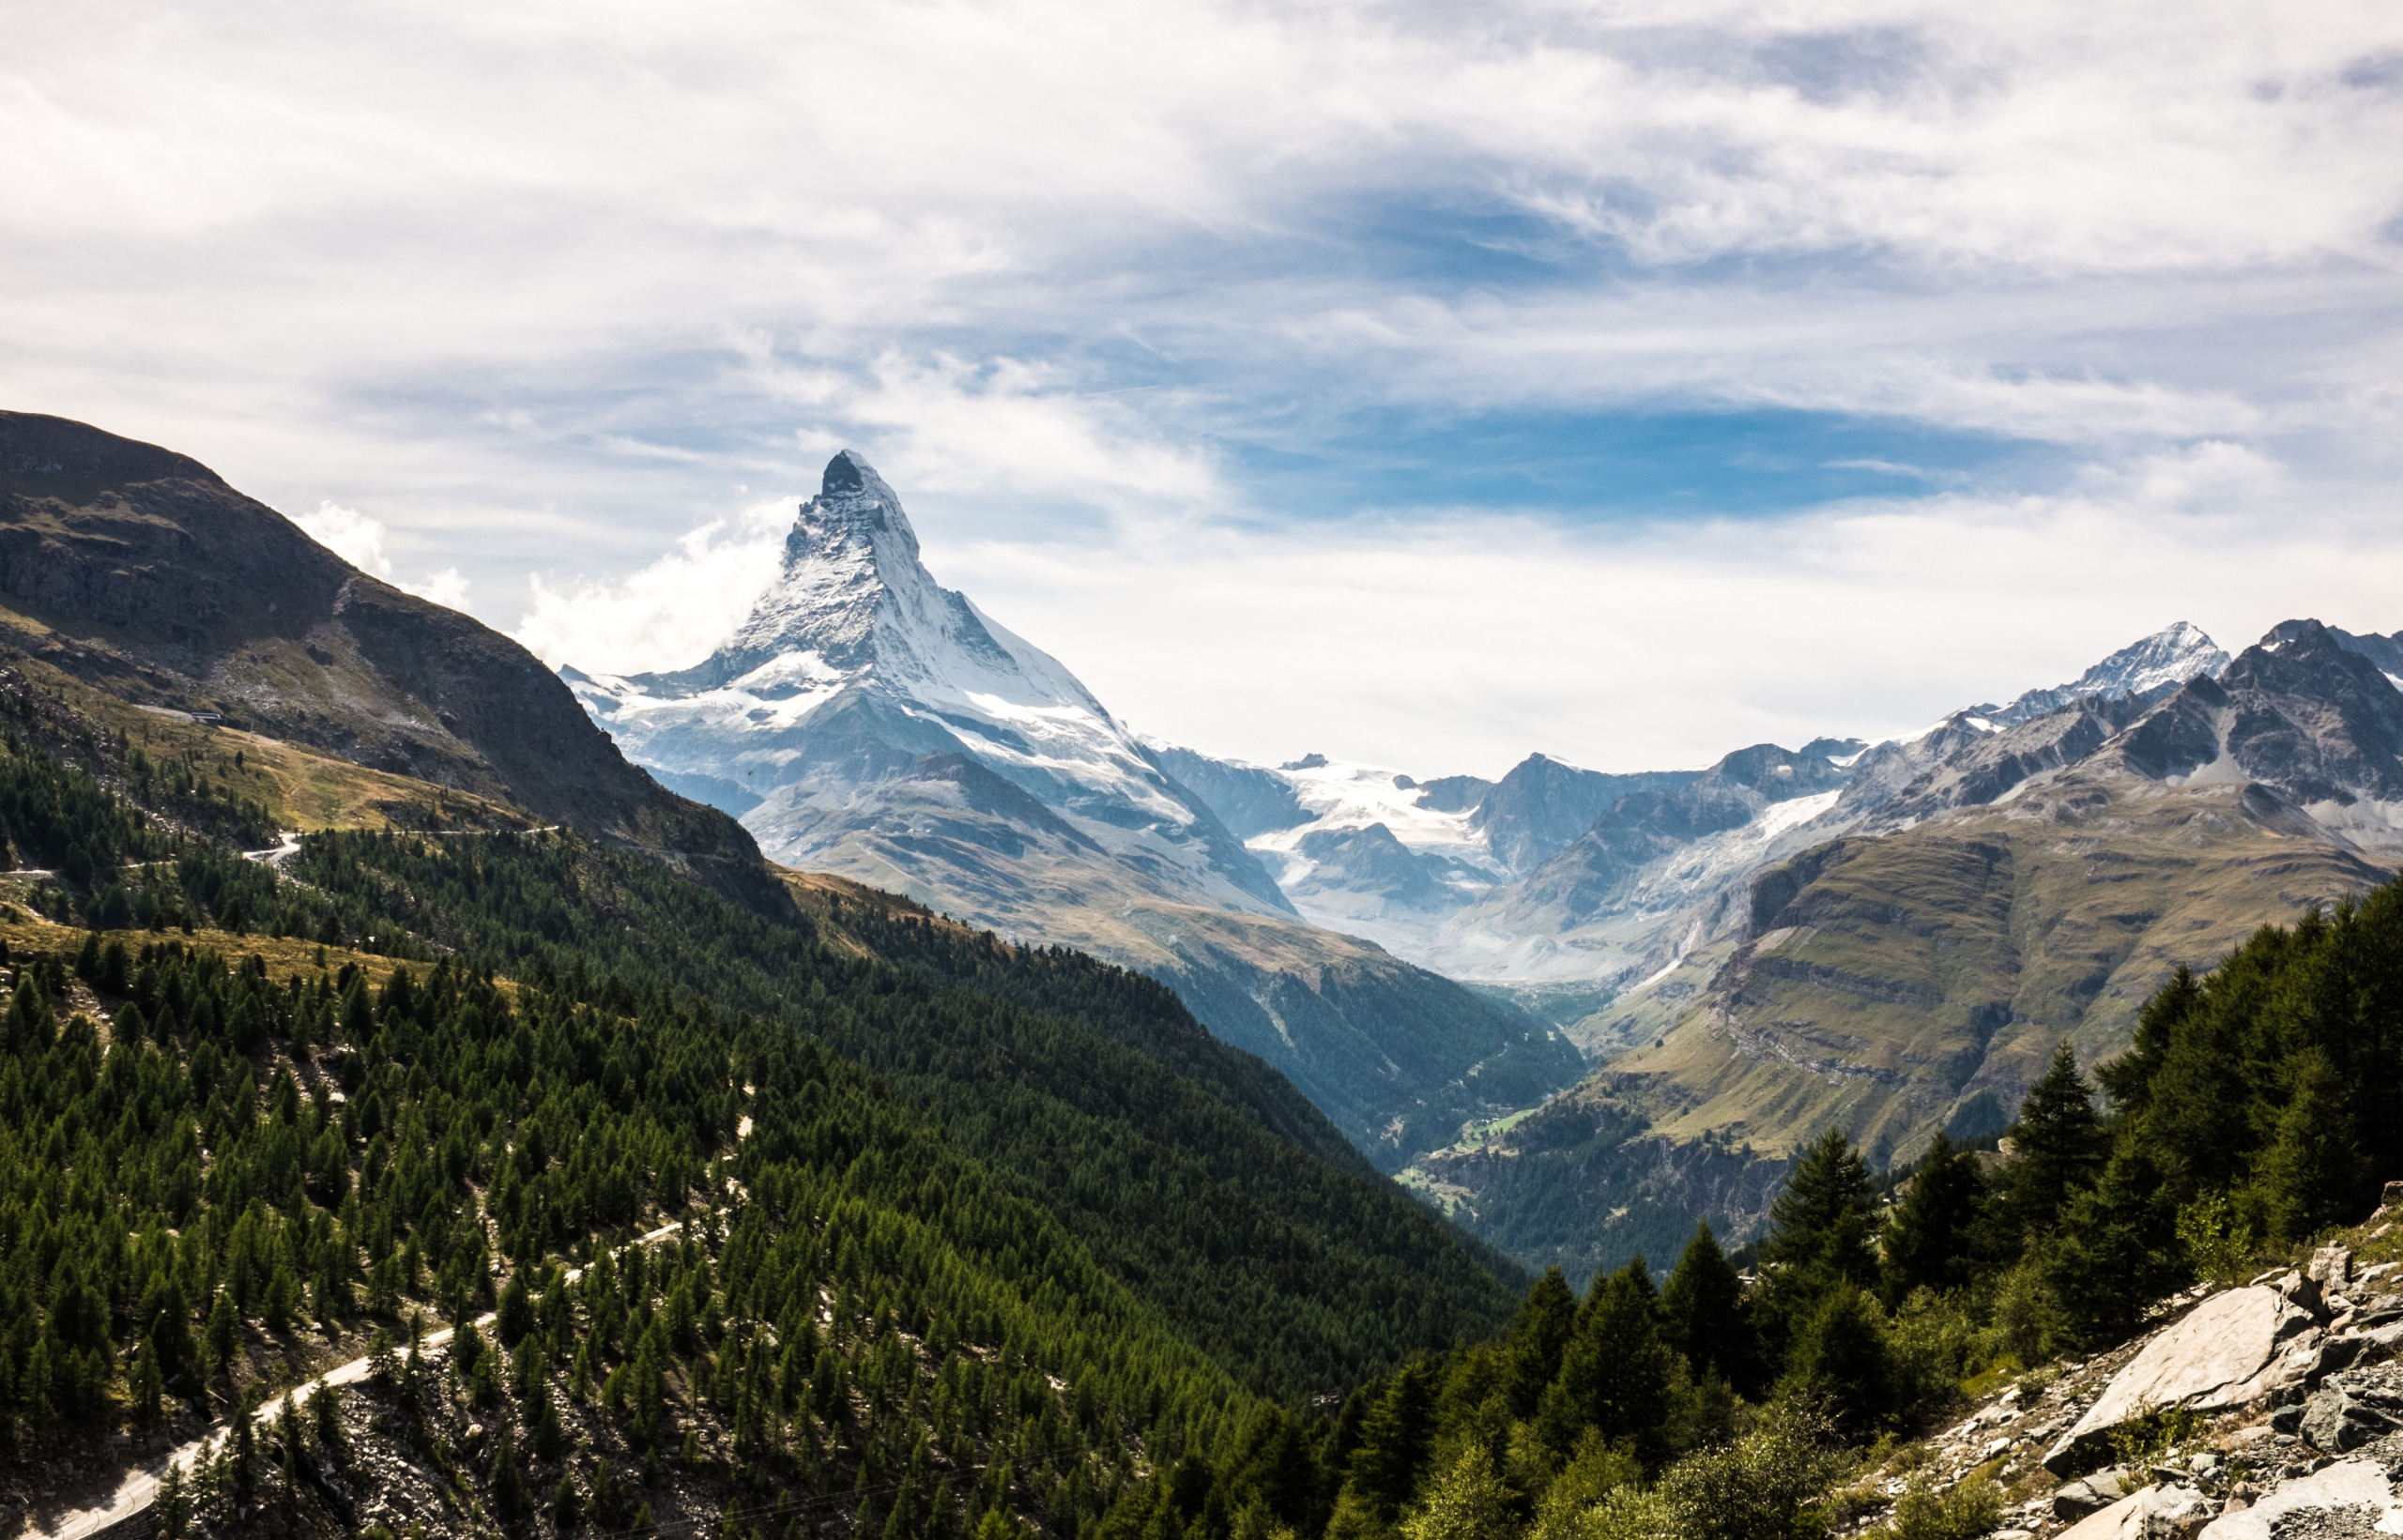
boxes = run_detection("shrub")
[2176,1193,2257,1286]
[1863,1477,2002,1540]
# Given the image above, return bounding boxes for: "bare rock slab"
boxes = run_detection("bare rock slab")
[2044,1288,2320,1474]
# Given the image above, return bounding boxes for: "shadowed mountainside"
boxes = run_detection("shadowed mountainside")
[0,411,756,873]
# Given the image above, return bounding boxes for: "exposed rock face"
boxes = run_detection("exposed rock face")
[2301,1385,2398,1453]
[1469,753,1700,876]
[2115,620,2403,838]
[2052,1468,2134,1520]
[2044,1288,2321,1473]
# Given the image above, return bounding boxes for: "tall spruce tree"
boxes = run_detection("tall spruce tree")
[1781,1284,1896,1433]
[1340,1359,1440,1528]
[2001,1043,2108,1242]
[2045,1139,2181,1348]
[1879,1133,1987,1304]
[1538,1260,1675,1467]
[1501,1267,1579,1420]
[1660,1222,1754,1394]
[1763,1128,1877,1288]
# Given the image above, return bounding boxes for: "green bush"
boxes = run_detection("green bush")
[1864,1477,2001,1540]
[2176,1193,2257,1286]
[2106,1401,2203,1479]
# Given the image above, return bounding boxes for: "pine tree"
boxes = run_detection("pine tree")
[491,1426,529,1521]
[2096,965,2200,1113]
[2002,1044,2107,1241]
[1763,1128,1876,1288]
[1400,1442,1515,1540]
[130,1341,164,1419]
[155,1459,191,1540]
[1501,1267,1579,1419]
[277,1394,303,1490]
[497,1268,536,1348]
[2251,1046,2364,1243]
[205,1290,241,1381]
[1880,1133,1987,1304]
[1659,1222,1753,1392]
[1538,1260,1676,1465]
[1341,1360,1439,1527]
[2047,1141,2181,1348]
[1781,1285,1895,1432]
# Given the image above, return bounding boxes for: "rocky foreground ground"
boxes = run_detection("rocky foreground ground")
[1841,1185,2403,1539]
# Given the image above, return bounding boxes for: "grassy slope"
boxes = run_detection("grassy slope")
[1616,769,2393,1163]
[1414,767,2393,1280]
[0,626,535,834]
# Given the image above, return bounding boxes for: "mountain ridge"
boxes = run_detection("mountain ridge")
[0,410,758,878]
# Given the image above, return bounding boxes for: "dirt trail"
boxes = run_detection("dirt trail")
[23,1221,686,1540]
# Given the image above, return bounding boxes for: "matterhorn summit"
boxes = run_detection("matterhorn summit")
[566,450,1291,915]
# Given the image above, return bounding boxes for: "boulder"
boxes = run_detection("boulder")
[2196,1457,2403,1538]
[2043,1288,2321,1474]
[2298,1385,2395,1453]
[2307,1244,2354,1289]
[2057,1484,2214,1539]
[2269,1270,2327,1319]
[2055,1469,2135,1520]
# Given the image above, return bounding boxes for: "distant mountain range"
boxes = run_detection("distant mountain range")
[1151,620,2232,1000]
[559,451,2403,1275]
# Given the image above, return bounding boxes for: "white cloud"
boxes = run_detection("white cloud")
[513,500,794,674]
[288,500,475,611]
[931,468,2403,776]
[410,567,472,610]
[293,501,392,576]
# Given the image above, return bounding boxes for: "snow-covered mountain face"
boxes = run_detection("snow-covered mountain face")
[568,451,1290,918]
[1161,622,2239,986]
[1986,619,2229,726]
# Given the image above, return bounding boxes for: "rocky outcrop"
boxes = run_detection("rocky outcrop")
[1833,1183,2403,1539]
[2043,1287,2322,1473]
[2197,1457,2403,1538]
[2296,1384,2398,1453]
[2056,1482,2215,1539]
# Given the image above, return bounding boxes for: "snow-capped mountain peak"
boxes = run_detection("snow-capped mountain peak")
[1991,621,2227,725]
[664,451,1103,720]
[565,451,1292,918]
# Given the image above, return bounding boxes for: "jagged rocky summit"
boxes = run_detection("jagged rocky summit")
[570,450,1286,918]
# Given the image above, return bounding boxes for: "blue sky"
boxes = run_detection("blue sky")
[7,0,2403,772]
